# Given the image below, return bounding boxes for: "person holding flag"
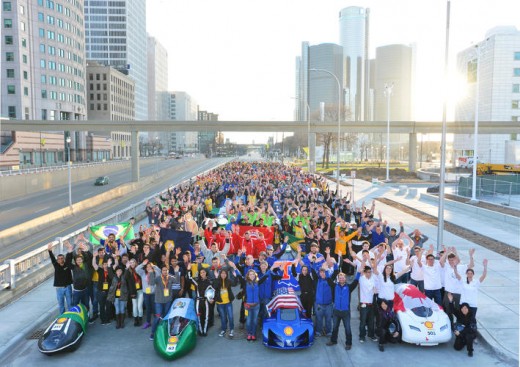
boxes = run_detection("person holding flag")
[88,218,135,256]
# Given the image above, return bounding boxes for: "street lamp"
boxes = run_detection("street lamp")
[384,83,394,182]
[470,42,487,203]
[309,68,341,195]
[66,136,72,210]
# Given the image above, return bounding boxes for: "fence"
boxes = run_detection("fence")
[0,163,222,292]
[457,175,520,206]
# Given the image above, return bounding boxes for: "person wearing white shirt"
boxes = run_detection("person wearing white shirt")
[358,265,377,343]
[391,233,413,283]
[443,247,475,327]
[420,248,447,305]
[407,247,425,292]
[454,259,488,316]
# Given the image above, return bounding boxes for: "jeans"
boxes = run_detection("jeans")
[331,309,352,346]
[89,282,98,314]
[217,302,234,332]
[114,298,126,314]
[410,278,424,293]
[143,293,154,323]
[131,290,144,317]
[314,303,332,335]
[359,304,375,338]
[245,304,260,336]
[97,290,111,323]
[152,301,171,334]
[55,286,72,315]
[425,289,442,306]
[72,288,89,310]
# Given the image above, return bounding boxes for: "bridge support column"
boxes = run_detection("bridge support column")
[309,132,316,173]
[131,131,140,182]
[409,132,417,172]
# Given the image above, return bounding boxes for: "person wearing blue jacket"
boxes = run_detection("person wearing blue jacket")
[234,268,263,341]
[315,266,339,337]
[326,269,361,350]
[257,261,282,320]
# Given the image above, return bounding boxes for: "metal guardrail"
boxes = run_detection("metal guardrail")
[0,163,221,291]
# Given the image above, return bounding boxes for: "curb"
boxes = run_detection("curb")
[476,324,519,364]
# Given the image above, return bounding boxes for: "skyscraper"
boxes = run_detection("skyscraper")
[1,0,88,165]
[167,92,198,153]
[339,6,370,121]
[454,26,520,164]
[85,0,148,120]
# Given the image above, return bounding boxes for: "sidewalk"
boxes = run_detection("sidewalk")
[334,178,519,362]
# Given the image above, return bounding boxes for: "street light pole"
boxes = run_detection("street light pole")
[309,68,341,195]
[470,44,483,203]
[384,83,393,182]
[66,136,72,210]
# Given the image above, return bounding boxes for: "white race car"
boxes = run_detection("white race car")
[394,284,452,346]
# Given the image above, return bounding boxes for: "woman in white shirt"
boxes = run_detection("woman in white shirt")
[372,260,410,309]
[454,259,488,316]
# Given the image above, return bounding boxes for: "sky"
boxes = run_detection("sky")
[146,0,520,144]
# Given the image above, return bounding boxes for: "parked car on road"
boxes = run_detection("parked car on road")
[94,176,109,185]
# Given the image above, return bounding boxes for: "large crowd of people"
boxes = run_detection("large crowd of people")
[48,161,487,357]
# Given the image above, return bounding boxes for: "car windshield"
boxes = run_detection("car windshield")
[97,177,104,180]
[280,309,297,321]
[411,306,433,318]
[169,316,188,336]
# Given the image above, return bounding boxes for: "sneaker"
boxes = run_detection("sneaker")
[251,335,256,341]
[359,338,365,343]
[345,345,352,351]
[468,351,473,357]
[219,331,226,337]
[315,332,321,338]
[149,334,154,341]
[88,318,95,325]
[142,322,151,329]
[379,344,384,352]
[247,334,252,341]
[326,341,337,346]
[229,330,234,338]
[370,336,378,342]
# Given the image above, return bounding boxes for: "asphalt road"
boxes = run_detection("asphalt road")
[1,288,512,367]
[0,157,231,262]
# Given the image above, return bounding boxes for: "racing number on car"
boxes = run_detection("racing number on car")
[427,331,436,336]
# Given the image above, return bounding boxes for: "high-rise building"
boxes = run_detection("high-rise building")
[168,92,198,153]
[339,6,370,121]
[197,109,218,156]
[454,26,520,164]
[296,42,344,117]
[85,0,148,120]
[86,61,135,159]
[1,0,88,166]
[147,35,169,153]
[373,44,415,160]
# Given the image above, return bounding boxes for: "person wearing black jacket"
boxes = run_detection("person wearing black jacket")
[48,244,73,314]
[65,242,93,311]
[292,264,316,318]
[187,266,214,336]
[448,293,477,357]
[92,256,118,325]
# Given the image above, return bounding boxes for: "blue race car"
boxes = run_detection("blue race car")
[262,290,314,349]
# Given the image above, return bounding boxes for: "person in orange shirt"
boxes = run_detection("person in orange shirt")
[334,224,358,274]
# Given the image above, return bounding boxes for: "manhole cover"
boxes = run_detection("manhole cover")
[27,328,45,340]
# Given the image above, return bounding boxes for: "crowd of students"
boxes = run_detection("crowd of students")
[48,161,487,357]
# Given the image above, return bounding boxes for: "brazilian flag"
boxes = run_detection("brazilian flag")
[283,232,305,252]
[61,303,89,333]
[89,222,134,245]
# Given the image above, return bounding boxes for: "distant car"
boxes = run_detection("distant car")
[426,185,439,193]
[94,176,109,185]
[263,289,314,350]
[394,284,451,346]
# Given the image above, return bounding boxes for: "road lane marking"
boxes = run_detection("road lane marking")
[34,206,50,214]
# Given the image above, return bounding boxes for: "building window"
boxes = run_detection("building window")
[513,116,519,122]
[24,87,28,96]
[22,54,27,63]
[7,85,15,94]
[21,38,26,47]
[40,44,45,53]
[515,52,520,61]
[23,70,28,79]
[41,74,46,83]
[5,35,13,44]
[38,12,44,21]
[6,52,14,61]
[514,84,520,93]
[4,19,13,28]
[20,21,25,31]
[6,69,14,78]
[8,106,16,118]
[513,101,520,109]
[39,28,45,37]
[515,68,520,77]
[19,4,24,14]
[3,2,12,11]
[40,59,45,68]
